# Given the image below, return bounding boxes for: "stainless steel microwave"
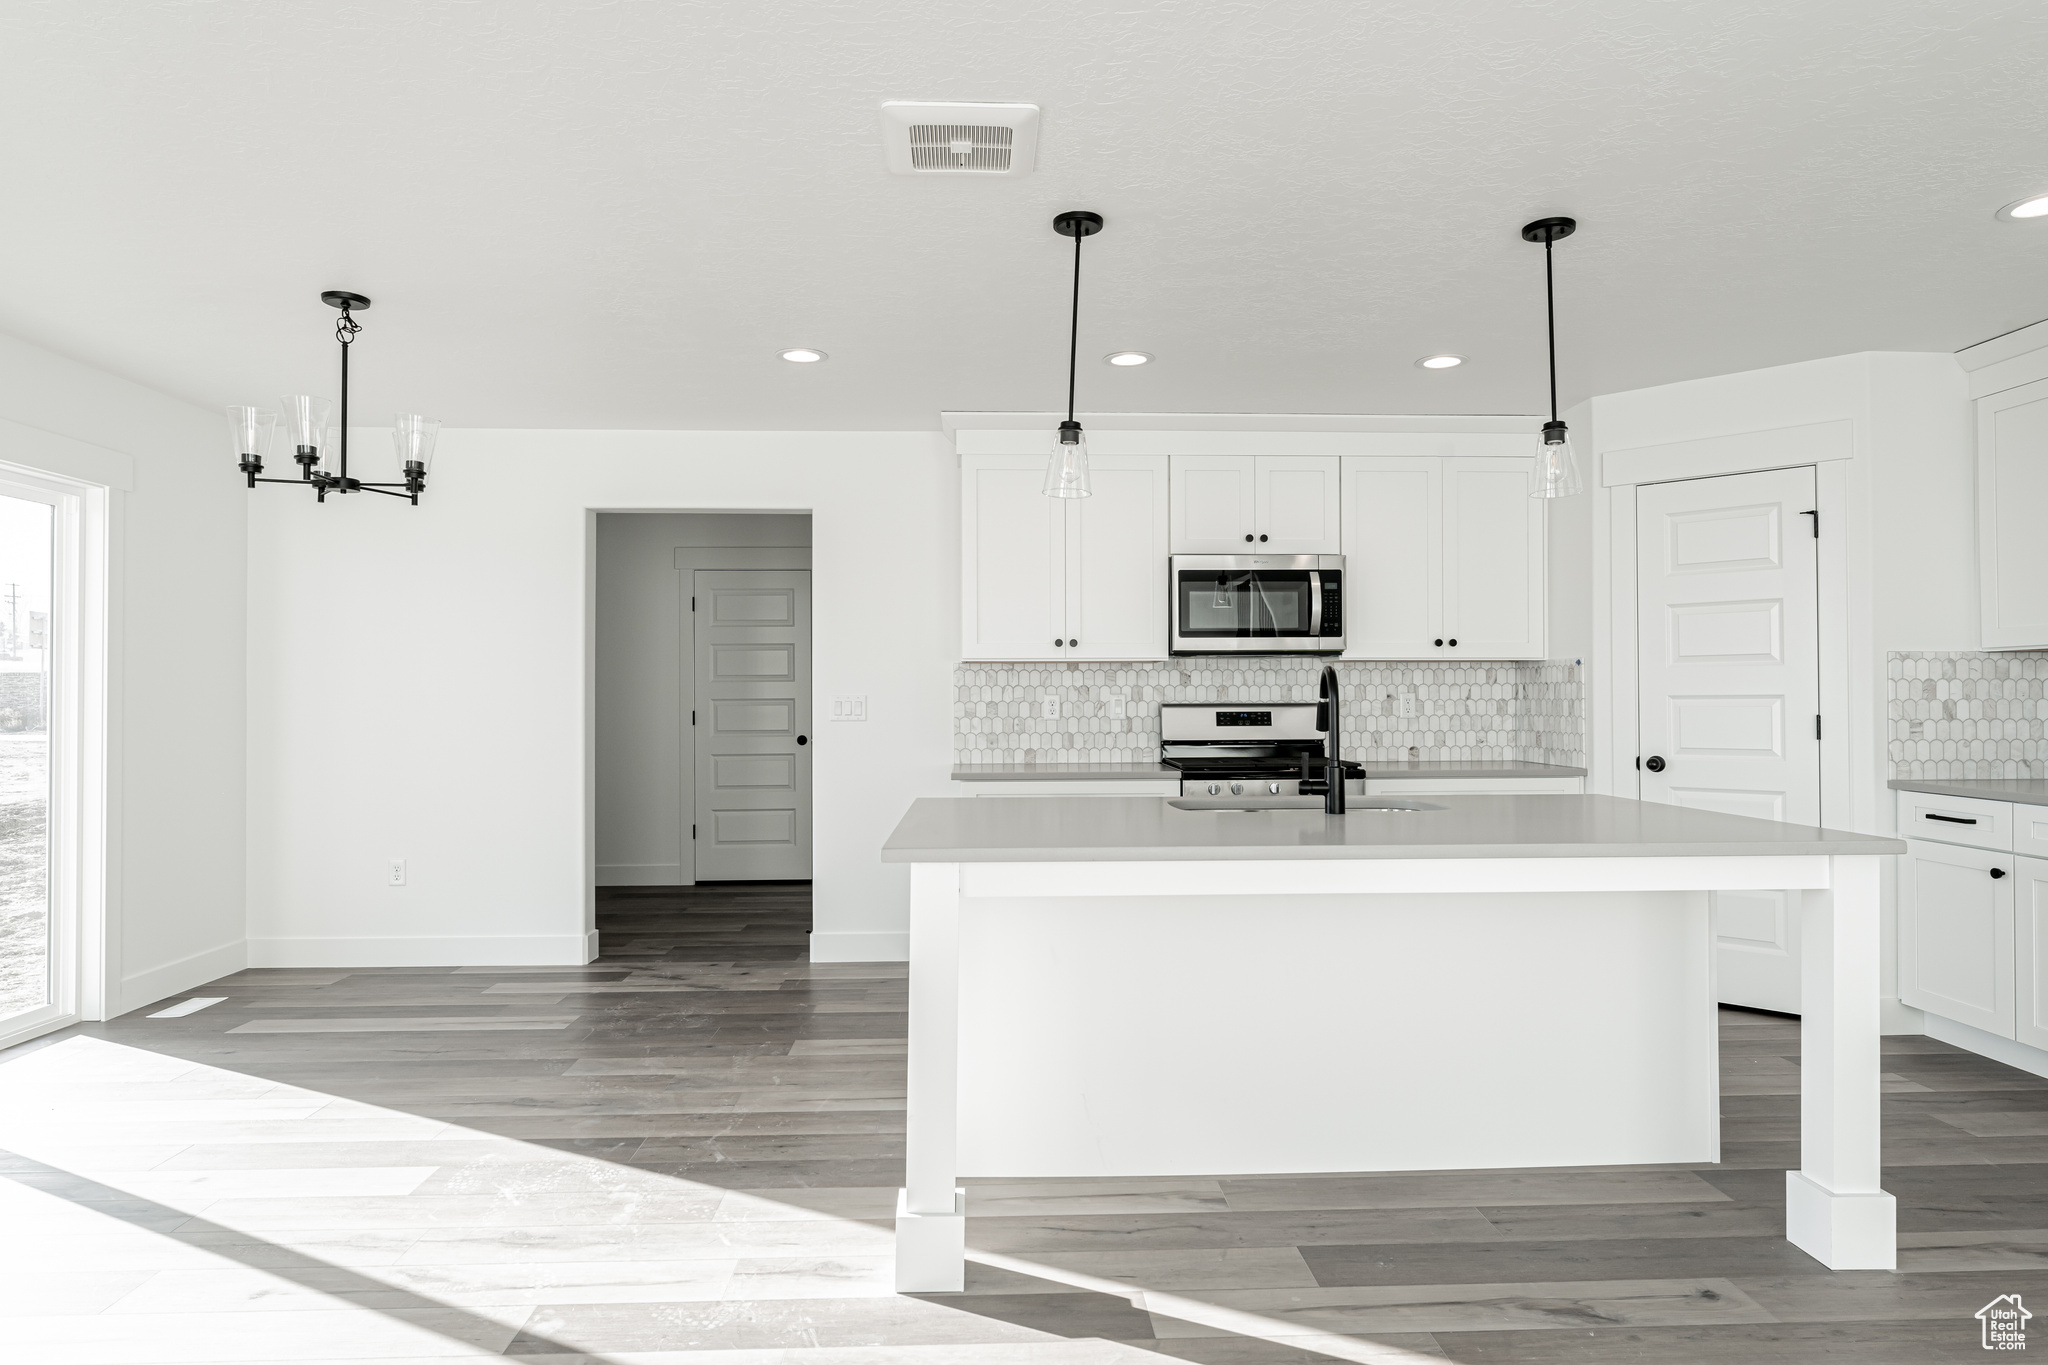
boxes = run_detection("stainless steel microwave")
[1169,555,1345,655]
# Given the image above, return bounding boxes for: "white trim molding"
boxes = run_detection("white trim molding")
[118,939,247,1017]
[811,930,909,963]
[247,935,595,968]
[1600,418,1853,487]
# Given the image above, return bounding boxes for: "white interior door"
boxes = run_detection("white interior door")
[693,570,811,881]
[1339,457,1440,659]
[1066,455,1168,660]
[1637,466,1819,1012]
[1254,455,1340,552]
[1170,455,1255,552]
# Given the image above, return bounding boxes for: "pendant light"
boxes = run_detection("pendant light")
[1045,210,1104,498]
[1521,217,1584,498]
[230,291,437,506]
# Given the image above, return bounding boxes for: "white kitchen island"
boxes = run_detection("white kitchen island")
[880,792,1904,1290]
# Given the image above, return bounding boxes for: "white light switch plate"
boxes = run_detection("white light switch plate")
[831,695,868,721]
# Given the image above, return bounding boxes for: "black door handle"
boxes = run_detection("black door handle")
[1992,867,2007,879]
[797,735,808,746]
[1644,756,1667,772]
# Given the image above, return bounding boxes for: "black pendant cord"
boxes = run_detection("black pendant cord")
[1544,236,1558,425]
[1066,226,1082,425]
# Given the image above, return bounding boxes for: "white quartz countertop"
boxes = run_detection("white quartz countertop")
[948,759,1586,782]
[1889,777,2048,808]
[882,793,1904,863]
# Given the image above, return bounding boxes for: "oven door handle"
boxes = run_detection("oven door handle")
[1308,571,1323,639]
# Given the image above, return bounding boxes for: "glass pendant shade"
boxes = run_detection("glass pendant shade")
[392,414,440,474]
[1532,420,1584,499]
[280,395,332,454]
[1044,421,1092,498]
[226,406,277,463]
[321,425,345,476]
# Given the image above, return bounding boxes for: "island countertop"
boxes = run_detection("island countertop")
[882,793,1905,863]
[947,759,1587,782]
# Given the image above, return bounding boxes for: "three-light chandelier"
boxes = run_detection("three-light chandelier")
[228,291,438,505]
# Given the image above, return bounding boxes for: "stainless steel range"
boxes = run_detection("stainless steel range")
[1160,702,1364,798]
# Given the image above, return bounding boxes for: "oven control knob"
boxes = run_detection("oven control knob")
[1269,781,1281,794]
[1207,782,1220,796]
[1230,782,1244,796]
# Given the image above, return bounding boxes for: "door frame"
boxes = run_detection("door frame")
[0,461,111,1050]
[1594,450,1855,833]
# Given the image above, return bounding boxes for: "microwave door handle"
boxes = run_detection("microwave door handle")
[1308,571,1322,639]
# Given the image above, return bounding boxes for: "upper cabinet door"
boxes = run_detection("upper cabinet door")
[1169,455,1256,552]
[961,454,1066,660]
[1979,379,2048,650]
[1339,457,1440,659]
[1441,456,1546,659]
[1254,455,1341,553]
[1067,455,1170,660]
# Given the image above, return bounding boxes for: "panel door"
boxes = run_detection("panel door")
[1637,465,1819,1013]
[1254,455,1341,553]
[1978,379,2048,650]
[693,570,812,881]
[1339,457,1441,659]
[1169,455,1256,553]
[1899,838,2014,1037]
[962,454,1066,660]
[2014,855,2048,1050]
[1067,455,1169,660]
[1441,456,1545,658]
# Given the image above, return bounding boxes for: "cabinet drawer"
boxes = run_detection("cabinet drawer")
[1897,790,2014,850]
[2013,804,2048,860]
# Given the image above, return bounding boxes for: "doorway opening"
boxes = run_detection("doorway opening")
[594,513,812,895]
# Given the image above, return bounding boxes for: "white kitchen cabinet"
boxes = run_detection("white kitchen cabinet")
[2016,855,2048,1051]
[1898,836,2014,1038]
[960,453,1168,661]
[1339,455,1545,660]
[1977,377,2048,649]
[1169,455,1340,553]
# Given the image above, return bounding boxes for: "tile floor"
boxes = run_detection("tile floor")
[1,882,2046,1362]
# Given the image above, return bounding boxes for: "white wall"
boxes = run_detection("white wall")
[0,329,246,1016]
[1581,350,1973,1030]
[594,512,811,887]
[247,431,956,966]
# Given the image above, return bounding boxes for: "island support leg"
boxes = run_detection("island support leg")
[897,861,965,1291]
[1787,854,1896,1269]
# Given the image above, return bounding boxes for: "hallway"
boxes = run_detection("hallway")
[1,885,2045,1361]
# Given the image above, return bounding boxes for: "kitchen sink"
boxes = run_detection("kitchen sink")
[1168,797,1446,813]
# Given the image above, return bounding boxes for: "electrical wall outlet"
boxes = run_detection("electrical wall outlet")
[388,859,406,887]
[1040,693,1060,720]
[1397,697,1418,719]
[831,695,867,721]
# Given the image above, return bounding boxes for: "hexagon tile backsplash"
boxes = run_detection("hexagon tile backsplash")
[954,659,1583,767]
[1890,651,2048,779]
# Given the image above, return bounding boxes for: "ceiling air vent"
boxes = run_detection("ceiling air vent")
[880,101,1039,177]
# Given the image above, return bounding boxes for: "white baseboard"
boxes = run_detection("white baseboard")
[1880,996,1925,1036]
[119,939,247,1017]
[247,935,594,968]
[597,863,692,887]
[811,930,908,963]
[583,929,600,964]
[1923,1011,2048,1082]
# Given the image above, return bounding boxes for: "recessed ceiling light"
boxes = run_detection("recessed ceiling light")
[779,348,827,363]
[1997,194,2048,222]
[1104,351,1152,366]
[1416,354,1465,369]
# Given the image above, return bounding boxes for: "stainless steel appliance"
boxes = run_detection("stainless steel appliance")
[1160,702,1363,798]
[1169,554,1344,656]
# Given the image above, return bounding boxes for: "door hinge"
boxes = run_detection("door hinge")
[1815,714,1822,740]
[691,823,696,840]
[691,595,696,610]
[691,710,696,725]
[1634,756,1641,770]
[1800,509,1818,537]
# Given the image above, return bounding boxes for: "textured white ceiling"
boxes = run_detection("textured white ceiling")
[1,0,2044,430]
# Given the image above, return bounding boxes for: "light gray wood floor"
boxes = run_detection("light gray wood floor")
[2,882,2045,1362]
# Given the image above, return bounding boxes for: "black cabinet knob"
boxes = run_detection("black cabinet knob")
[1259,534,1268,542]
[1244,533,1254,542]
[1068,638,1078,647]
[1448,639,1457,647]
[1434,638,1444,647]
[1992,867,2008,879]
[1645,755,1667,772]
[797,735,808,746]
[1055,639,1063,647]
